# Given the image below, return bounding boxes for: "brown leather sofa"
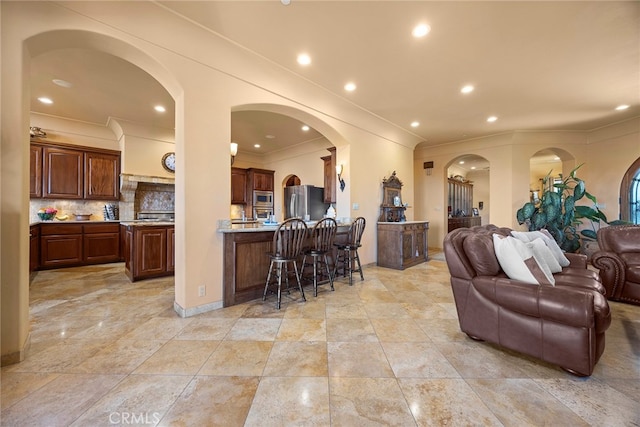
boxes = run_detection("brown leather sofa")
[443,224,611,376]
[592,224,640,305]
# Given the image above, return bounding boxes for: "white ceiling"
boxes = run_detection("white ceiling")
[29,1,639,155]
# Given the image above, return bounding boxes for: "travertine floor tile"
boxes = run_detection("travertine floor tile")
[173,317,237,341]
[133,340,219,375]
[225,318,282,341]
[199,341,273,376]
[326,318,377,342]
[275,318,326,341]
[328,342,394,378]
[244,377,330,426]
[70,339,165,374]
[382,342,460,378]
[0,372,59,410]
[263,341,328,377]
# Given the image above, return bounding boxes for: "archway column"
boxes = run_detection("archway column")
[173,90,230,316]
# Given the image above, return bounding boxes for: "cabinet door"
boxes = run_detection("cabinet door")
[414,226,426,259]
[84,151,120,200]
[401,229,413,265]
[30,145,43,198]
[83,224,120,264]
[134,227,168,278]
[43,146,83,199]
[30,225,40,271]
[254,172,274,191]
[167,227,175,272]
[40,234,83,268]
[231,168,247,204]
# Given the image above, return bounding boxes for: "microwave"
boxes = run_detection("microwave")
[253,190,274,207]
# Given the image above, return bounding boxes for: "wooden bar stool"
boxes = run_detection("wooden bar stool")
[333,217,366,286]
[302,217,337,296]
[263,218,308,309]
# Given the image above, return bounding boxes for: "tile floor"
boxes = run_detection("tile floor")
[1,256,639,426]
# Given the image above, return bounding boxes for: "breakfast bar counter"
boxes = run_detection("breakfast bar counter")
[218,221,351,307]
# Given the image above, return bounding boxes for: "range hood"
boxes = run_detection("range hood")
[120,173,175,221]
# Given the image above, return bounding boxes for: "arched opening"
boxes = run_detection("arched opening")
[620,156,640,224]
[529,148,575,201]
[445,155,489,231]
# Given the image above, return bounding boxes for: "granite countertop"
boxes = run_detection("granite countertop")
[120,220,175,226]
[31,219,122,226]
[217,220,352,233]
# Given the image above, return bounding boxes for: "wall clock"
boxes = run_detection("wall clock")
[161,152,176,173]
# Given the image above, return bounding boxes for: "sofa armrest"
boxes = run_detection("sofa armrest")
[591,251,626,299]
[473,276,596,328]
[565,252,587,269]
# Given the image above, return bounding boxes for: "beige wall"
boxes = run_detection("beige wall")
[414,120,640,249]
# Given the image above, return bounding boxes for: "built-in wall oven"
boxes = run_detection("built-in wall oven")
[253,190,274,207]
[254,207,274,220]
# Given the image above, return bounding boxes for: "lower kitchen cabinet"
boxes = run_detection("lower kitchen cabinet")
[40,224,83,268]
[377,221,429,270]
[123,224,175,281]
[30,225,40,272]
[38,222,121,269]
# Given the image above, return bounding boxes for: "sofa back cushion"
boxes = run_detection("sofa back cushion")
[598,225,640,255]
[463,233,501,276]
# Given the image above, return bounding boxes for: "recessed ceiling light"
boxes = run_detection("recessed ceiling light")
[471,166,476,170]
[37,97,53,104]
[265,135,275,139]
[154,105,166,113]
[461,85,474,94]
[459,161,465,165]
[301,125,310,131]
[281,0,291,5]
[553,156,560,161]
[615,104,629,111]
[254,144,261,148]
[52,79,72,88]
[344,82,356,92]
[487,116,498,123]
[297,53,311,66]
[410,121,420,128]
[412,23,431,38]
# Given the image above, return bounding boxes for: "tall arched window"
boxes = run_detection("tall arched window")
[620,157,640,224]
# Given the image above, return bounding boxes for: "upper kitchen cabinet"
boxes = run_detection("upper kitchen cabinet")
[84,151,120,200]
[42,145,84,199]
[231,167,248,204]
[247,168,274,192]
[31,141,121,201]
[321,147,337,204]
[30,144,43,198]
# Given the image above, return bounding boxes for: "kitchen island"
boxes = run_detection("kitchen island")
[218,221,351,307]
[121,221,175,282]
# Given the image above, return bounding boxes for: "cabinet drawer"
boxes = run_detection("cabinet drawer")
[83,223,120,234]
[40,224,83,235]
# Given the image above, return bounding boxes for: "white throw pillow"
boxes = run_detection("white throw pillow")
[511,230,570,267]
[493,234,555,286]
[527,238,562,274]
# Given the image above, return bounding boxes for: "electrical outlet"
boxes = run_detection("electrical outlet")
[198,285,206,297]
[352,203,359,210]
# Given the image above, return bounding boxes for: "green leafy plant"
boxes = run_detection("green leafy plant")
[516,164,620,253]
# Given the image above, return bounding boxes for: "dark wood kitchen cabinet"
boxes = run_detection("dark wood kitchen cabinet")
[38,222,121,269]
[30,145,43,198]
[247,168,274,191]
[42,145,84,199]
[30,225,40,272]
[40,224,83,268]
[231,167,248,204]
[123,224,175,281]
[31,140,120,201]
[83,223,121,264]
[321,147,336,204]
[84,151,120,200]
[377,221,429,270]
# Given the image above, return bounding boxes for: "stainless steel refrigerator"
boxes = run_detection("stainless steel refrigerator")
[284,185,329,220]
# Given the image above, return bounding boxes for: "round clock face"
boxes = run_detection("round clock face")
[162,152,175,173]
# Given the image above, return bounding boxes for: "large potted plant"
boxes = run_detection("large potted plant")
[516,164,619,253]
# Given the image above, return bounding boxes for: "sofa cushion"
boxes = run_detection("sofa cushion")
[627,265,640,283]
[511,230,570,267]
[493,234,555,286]
[463,233,501,276]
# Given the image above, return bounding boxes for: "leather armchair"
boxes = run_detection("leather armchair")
[592,224,640,305]
[444,224,611,376]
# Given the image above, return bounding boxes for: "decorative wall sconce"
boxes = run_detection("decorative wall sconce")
[336,164,346,192]
[230,142,238,165]
[423,161,434,176]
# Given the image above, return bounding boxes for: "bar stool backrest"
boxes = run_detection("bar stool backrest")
[349,217,366,248]
[311,217,337,252]
[272,218,308,260]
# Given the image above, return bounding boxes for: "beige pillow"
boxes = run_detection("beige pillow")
[527,238,562,274]
[493,234,555,286]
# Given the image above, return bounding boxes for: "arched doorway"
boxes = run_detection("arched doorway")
[445,155,489,231]
[620,156,640,224]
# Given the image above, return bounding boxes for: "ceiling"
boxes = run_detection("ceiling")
[29,1,639,155]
